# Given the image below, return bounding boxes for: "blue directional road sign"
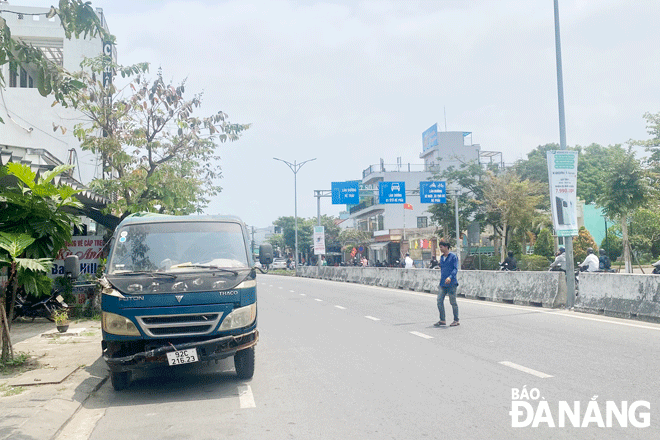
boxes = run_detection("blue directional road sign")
[379,181,405,204]
[331,181,360,204]
[420,181,446,203]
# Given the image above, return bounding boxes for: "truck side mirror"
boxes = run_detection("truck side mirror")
[259,243,274,265]
[64,255,80,279]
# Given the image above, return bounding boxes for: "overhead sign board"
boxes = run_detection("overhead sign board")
[422,123,438,152]
[332,181,360,204]
[420,181,446,203]
[379,181,405,204]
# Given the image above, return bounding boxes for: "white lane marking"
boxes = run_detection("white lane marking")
[238,385,256,408]
[364,316,380,321]
[499,361,553,378]
[289,290,295,293]
[300,293,306,296]
[335,305,346,310]
[278,286,283,289]
[473,301,660,332]
[410,331,433,339]
[315,298,323,302]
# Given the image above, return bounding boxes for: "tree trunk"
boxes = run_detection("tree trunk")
[500,222,508,263]
[621,215,632,273]
[0,300,13,363]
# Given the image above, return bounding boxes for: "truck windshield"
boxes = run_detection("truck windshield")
[107,221,249,275]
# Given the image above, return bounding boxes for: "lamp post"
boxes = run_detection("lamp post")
[553,0,576,307]
[273,157,316,268]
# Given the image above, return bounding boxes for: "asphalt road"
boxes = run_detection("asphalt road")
[79,274,660,440]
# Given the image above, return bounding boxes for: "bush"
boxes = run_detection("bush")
[533,229,555,260]
[462,255,500,270]
[518,255,552,271]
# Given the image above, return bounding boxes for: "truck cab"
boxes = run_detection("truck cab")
[100,213,273,390]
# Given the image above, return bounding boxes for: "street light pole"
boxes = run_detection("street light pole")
[553,0,576,307]
[274,157,316,268]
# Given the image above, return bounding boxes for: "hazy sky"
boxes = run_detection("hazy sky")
[14,0,660,228]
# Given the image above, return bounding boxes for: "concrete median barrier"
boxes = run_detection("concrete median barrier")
[576,272,660,322]
[297,267,567,308]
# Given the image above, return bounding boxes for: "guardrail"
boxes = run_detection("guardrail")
[296,266,660,322]
[296,266,567,308]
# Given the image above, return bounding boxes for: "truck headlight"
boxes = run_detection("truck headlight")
[102,312,140,336]
[219,303,256,330]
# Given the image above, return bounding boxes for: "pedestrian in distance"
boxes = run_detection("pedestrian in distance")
[434,241,459,327]
[404,252,414,269]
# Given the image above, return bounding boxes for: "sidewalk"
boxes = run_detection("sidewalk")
[0,321,107,440]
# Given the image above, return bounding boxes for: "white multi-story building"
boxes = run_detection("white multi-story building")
[0,3,115,228]
[0,3,113,186]
[347,129,487,266]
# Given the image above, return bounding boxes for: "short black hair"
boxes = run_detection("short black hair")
[438,241,451,248]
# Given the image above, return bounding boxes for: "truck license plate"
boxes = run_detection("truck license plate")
[166,348,199,366]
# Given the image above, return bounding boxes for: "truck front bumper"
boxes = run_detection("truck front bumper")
[103,329,258,372]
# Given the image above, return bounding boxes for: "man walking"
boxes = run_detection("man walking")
[434,241,459,327]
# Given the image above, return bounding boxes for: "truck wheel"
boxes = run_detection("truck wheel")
[111,371,131,391]
[234,347,255,379]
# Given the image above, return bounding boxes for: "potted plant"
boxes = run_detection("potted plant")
[52,309,70,333]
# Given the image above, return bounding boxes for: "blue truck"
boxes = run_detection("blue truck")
[100,213,273,390]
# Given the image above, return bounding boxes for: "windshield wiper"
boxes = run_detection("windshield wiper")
[171,264,250,276]
[111,271,177,279]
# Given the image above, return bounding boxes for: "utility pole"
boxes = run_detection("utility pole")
[554,0,577,307]
[274,157,316,268]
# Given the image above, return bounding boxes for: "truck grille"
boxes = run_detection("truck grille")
[136,313,222,337]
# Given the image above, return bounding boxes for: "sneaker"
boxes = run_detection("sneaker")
[433,321,446,327]
[450,321,460,327]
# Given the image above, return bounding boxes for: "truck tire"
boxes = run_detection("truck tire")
[111,371,131,391]
[234,347,255,379]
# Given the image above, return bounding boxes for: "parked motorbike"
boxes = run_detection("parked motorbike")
[11,255,78,322]
[13,291,68,322]
[652,260,660,275]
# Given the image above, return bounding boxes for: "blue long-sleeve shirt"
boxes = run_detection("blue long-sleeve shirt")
[439,252,459,286]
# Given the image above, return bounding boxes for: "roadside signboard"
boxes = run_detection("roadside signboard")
[379,181,405,204]
[331,181,360,204]
[420,181,446,203]
[313,226,326,255]
[547,150,578,237]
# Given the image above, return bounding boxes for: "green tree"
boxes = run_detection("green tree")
[0,1,111,123]
[480,170,545,260]
[596,146,654,272]
[0,233,53,362]
[0,163,82,261]
[572,226,598,264]
[428,161,489,241]
[273,216,313,260]
[601,225,622,262]
[533,229,555,260]
[628,205,660,258]
[576,143,615,205]
[69,58,249,217]
[630,111,660,189]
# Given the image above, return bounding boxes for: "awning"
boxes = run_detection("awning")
[369,242,390,251]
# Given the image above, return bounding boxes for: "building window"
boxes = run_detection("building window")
[417,217,428,228]
[9,62,18,88]
[377,214,384,231]
[20,67,28,88]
